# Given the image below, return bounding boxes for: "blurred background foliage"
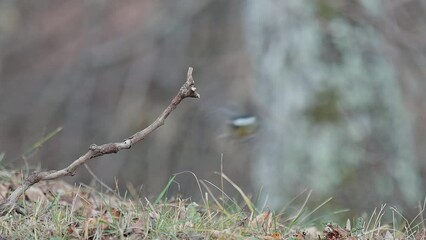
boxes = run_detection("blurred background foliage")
[0,0,425,218]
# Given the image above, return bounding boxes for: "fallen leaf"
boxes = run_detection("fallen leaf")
[324,224,351,240]
[416,229,426,240]
[250,211,273,233]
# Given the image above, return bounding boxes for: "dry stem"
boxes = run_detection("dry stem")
[0,67,200,215]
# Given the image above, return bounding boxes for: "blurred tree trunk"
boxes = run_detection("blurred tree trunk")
[244,0,423,212]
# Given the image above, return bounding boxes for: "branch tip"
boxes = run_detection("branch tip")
[185,67,200,98]
[187,67,193,79]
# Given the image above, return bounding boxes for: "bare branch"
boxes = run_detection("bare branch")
[0,67,200,215]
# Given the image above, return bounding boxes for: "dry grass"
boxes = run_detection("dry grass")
[0,167,424,240]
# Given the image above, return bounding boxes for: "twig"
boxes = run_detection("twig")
[0,67,200,216]
[84,163,114,193]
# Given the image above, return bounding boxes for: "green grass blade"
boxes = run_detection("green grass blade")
[154,175,176,205]
[22,127,63,158]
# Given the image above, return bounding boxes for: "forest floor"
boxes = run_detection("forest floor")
[0,169,424,240]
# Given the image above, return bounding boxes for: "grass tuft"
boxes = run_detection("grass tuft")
[0,168,424,239]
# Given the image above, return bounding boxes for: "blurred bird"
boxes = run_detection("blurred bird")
[210,107,260,141]
[228,115,259,139]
